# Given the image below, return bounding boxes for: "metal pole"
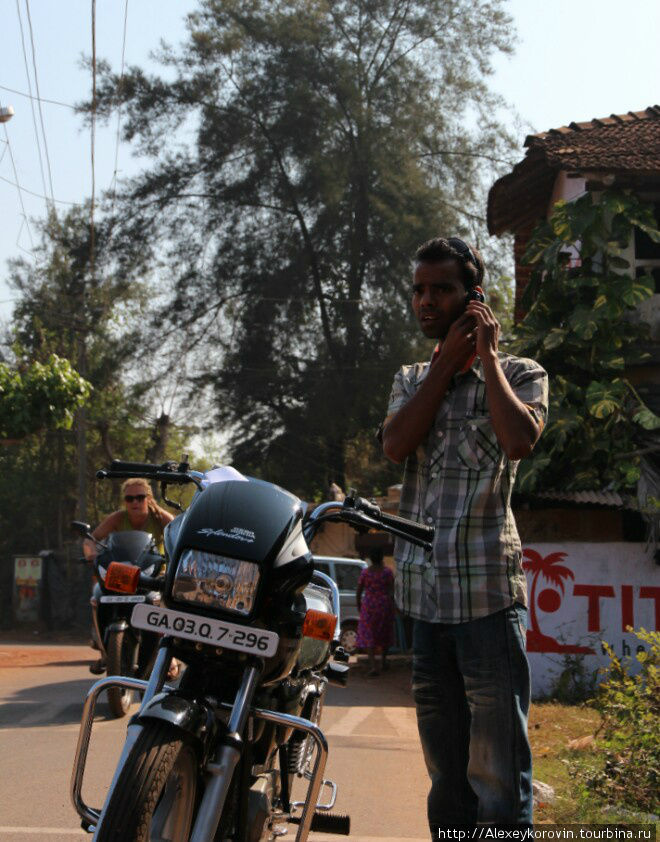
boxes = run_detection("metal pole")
[76,330,87,521]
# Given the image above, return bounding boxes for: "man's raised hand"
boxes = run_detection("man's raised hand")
[466,301,500,362]
[436,311,478,372]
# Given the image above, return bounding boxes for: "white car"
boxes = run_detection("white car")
[313,556,367,654]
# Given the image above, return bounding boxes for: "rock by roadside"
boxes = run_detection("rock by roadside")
[533,779,556,807]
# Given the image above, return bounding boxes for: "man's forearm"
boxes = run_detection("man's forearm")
[382,361,454,463]
[481,354,540,460]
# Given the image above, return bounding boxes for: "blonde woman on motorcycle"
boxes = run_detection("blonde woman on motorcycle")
[83,477,174,560]
[84,478,175,676]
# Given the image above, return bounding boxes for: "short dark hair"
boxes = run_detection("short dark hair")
[368,547,384,565]
[414,237,485,290]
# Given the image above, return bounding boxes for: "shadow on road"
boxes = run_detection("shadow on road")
[326,654,415,707]
[0,677,114,728]
[0,650,415,734]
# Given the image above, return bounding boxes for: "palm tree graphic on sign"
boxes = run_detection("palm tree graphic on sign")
[522,549,595,654]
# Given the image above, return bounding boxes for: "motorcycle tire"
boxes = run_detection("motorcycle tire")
[106,628,137,718]
[95,721,198,842]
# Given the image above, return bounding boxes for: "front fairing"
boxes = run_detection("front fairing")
[96,531,163,590]
[105,530,153,562]
[164,478,313,624]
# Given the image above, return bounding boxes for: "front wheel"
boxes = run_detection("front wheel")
[106,628,138,718]
[96,721,198,842]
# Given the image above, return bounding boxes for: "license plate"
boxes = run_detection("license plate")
[100,595,147,604]
[130,603,279,657]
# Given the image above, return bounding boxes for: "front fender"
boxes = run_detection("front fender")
[107,619,130,634]
[137,692,217,747]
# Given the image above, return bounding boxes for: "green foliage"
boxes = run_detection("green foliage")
[572,630,660,813]
[546,650,598,704]
[0,208,197,564]
[0,354,90,439]
[85,0,517,497]
[510,189,660,493]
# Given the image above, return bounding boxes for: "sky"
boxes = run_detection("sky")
[1,0,659,322]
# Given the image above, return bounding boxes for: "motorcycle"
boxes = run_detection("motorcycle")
[71,458,433,841]
[72,521,165,717]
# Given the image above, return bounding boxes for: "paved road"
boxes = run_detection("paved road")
[0,645,429,842]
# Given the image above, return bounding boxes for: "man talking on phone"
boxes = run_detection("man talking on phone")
[381,237,548,833]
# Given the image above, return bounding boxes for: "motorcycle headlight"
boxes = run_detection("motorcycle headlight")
[172,549,260,616]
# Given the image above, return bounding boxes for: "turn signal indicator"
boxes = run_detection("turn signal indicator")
[302,609,337,642]
[105,562,140,594]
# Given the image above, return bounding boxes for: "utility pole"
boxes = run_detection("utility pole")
[79,3,96,525]
[76,309,87,523]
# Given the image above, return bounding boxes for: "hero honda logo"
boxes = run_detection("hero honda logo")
[197,526,256,544]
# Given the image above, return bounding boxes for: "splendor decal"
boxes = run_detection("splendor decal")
[197,526,256,543]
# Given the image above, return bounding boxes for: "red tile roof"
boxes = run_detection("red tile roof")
[488,106,660,235]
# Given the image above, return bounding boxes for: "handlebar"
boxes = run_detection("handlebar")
[345,491,435,545]
[304,495,434,552]
[139,573,166,592]
[94,459,433,550]
[96,459,202,489]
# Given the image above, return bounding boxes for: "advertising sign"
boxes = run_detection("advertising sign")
[13,556,43,623]
[523,543,659,697]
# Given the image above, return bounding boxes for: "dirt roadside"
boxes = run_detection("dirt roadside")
[0,630,91,667]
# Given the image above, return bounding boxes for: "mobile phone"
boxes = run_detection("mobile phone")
[465,289,485,303]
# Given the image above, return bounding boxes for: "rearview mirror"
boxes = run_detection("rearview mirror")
[70,520,92,537]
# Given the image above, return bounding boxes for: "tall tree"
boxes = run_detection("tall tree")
[1,207,177,551]
[88,0,516,496]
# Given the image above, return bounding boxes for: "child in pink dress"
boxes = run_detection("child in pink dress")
[356,548,395,675]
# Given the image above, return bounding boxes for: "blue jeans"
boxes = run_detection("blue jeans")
[412,604,533,831]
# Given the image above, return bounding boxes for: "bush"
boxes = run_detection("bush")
[548,650,598,704]
[573,629,660,813]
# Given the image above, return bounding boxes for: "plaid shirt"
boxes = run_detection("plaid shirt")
[385,352,548,623]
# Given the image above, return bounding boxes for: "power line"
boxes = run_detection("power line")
[0,174,80,206]
[110,0,129,212]
[14,0,49,213]
[0,84,74,110]
[15,218,34,256]
[1,118,35,255]
[24,0,56,207]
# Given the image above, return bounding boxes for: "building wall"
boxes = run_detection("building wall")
[514,171,586,322]
[309,521,360,559]
[515,507,624,543]
[513,227,535,324]
[522,542,659,697]
[548,171,586,207]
